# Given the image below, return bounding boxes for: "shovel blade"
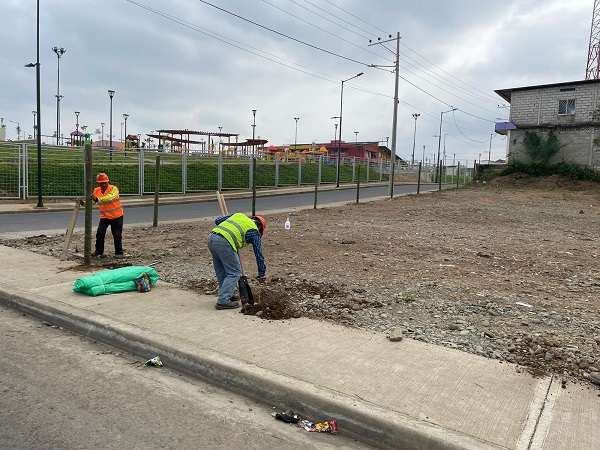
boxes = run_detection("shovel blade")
[238,276,254,305]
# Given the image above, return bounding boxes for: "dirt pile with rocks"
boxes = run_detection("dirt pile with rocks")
[2,175,599,386]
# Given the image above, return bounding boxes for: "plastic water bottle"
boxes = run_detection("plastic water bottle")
[284,217,291,230]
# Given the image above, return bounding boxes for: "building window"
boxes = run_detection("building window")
[558,99,576,115]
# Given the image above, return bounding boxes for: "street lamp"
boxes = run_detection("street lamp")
[331,116,340,142]
[251,109,257,156]
[293,117,299,152]
[422,145,426,165]
[336,72,363,187]
[32,111,37,139]
[108,90,115,149]
[436,107,456,190]
[75,111,80,145]
[123,113,129,148]
[354,131,359,142]
[9,120,21,140]
[411,113,420,166]
[101,122,105,145]
[52,47,65,146]
[25,0,43,207]
[218,126,223,153]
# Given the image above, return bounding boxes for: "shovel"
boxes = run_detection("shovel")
[237,255,254,305]
[215,191,254,305]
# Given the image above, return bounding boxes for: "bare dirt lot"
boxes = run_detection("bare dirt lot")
[3,174,600,386]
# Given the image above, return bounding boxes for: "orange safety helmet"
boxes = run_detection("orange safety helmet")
[96,172,109,183]
[251,215,266,236]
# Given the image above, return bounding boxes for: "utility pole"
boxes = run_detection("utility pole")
[488,133,494,163]
[369,32,400,198]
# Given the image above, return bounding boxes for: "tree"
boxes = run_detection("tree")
[523,130,565,166]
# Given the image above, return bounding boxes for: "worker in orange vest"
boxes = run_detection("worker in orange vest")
[80,172,125,257]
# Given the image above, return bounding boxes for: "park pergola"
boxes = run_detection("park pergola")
[149,129,266,155]
[149,129,238,152]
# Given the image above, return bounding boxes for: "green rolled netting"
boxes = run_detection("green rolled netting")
[73,266,159,297]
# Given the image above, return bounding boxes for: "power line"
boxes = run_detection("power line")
[321,0,390,36]
[260,0,393,63]
[196,0,373,67]
[402,43,501,103]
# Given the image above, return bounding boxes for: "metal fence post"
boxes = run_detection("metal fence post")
[182,150,188,194]
[139,148,145,196]
[249,155,253,190]
[218,151,223,192]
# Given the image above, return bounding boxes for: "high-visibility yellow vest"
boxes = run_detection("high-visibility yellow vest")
[212,213,258,250]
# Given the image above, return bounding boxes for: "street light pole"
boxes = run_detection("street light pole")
[108,90,115,149]
[411,113,420,166]
[436,108,456,190]
[75,111,80,145]
[32,111,37,139]
[293,117,299,152]
[101,122,104,145]
[26,0,44,208]
[123,114,129,148]
[252,109,257,157]
[336,72,363,187]
[218,126,223,153]
[488,133,494,163]
[422,145,426,165]
[52,47,65,146]
[354,131,359,142]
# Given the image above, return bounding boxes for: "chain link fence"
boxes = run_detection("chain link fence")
[0,143,399,199]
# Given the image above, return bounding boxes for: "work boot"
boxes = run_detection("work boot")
[91,251,103,257]
[115,253,125,258]
[215,301,240,310]
[229,295,240,302]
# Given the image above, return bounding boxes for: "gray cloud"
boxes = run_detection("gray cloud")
[0,0,592,162]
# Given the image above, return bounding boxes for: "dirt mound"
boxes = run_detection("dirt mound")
[241,287,301,320]
[487,173,599,190]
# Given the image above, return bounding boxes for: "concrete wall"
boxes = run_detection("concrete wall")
[508,81,600,167]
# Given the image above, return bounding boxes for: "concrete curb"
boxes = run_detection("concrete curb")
[0,287,504,450]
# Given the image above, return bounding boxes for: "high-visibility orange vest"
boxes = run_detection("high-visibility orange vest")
[93,184,124,219]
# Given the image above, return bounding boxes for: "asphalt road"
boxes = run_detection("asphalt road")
[0,306,369,449]
[0,183,446,237]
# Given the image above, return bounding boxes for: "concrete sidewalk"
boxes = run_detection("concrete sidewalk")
[0,246,598,449]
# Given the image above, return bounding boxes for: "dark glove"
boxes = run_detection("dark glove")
[256,275,266,284]
[89,194,98,202]
[77,198,84,206]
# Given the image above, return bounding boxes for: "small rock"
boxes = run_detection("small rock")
[588,372,600,386]
[388,329,404,342]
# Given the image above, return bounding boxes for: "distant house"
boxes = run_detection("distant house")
[495,79,600,167]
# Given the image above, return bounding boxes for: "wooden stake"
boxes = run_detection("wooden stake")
[60,201,81,261]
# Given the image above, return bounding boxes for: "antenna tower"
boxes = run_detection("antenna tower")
[586,0,600,79]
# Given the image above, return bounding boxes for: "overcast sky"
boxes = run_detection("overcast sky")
[0,0,592,163]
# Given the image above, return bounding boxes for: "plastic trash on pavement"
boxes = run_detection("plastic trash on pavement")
[145,356,163,367]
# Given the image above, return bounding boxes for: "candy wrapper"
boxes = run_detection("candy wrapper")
[145,356,163,367]
[135,272,151,293]
[300,419,337,434]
